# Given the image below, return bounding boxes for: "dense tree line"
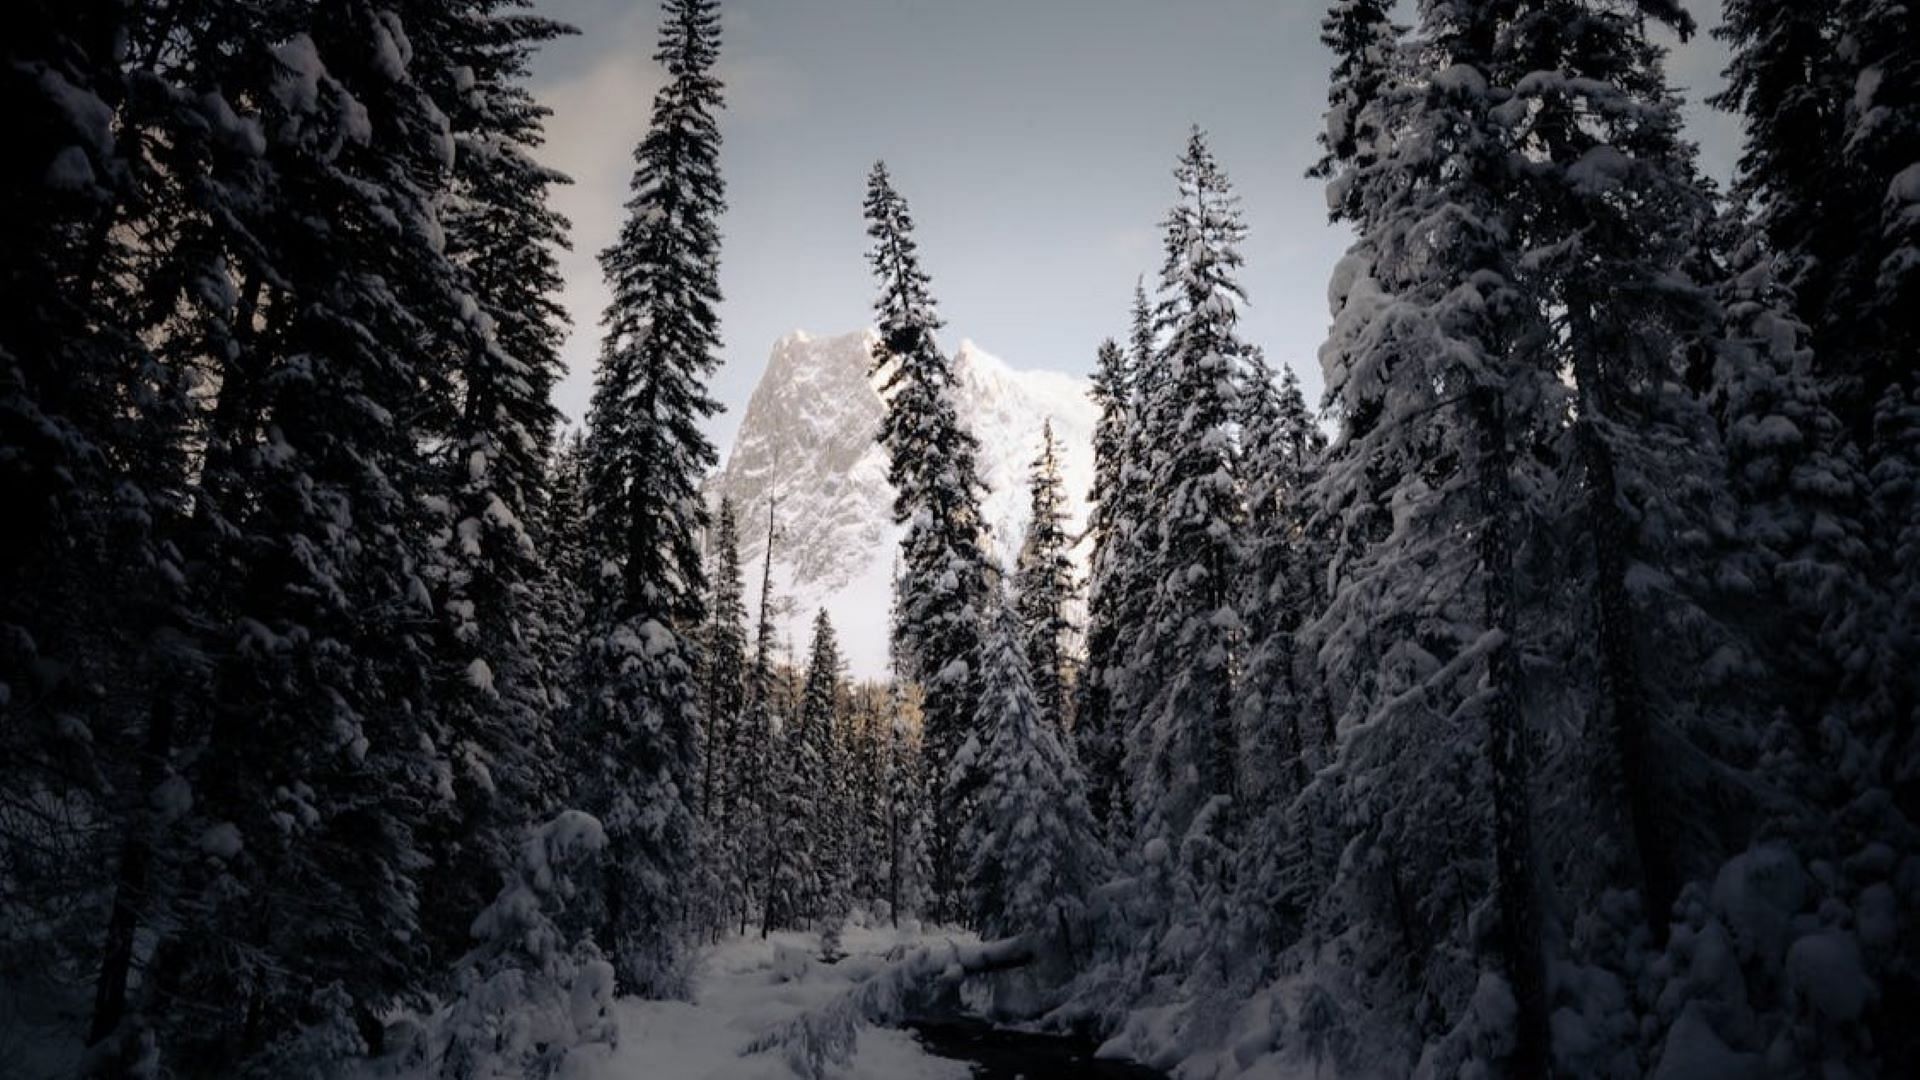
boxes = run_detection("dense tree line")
[0,0,717,1074]
[1036,2,1919,1075]
[3,0,1915,1076]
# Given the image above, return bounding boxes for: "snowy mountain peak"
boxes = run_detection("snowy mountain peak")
[711,330,1096,676]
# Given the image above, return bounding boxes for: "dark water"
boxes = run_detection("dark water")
[903,1016,1170,1080]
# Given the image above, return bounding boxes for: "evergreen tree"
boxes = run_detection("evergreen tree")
[534,430,594,720]
[864,161,992,922]
[808,612,852,923]
[1306,4,1557,1069]
[1234,356,1328,812]
[421,0,576,969]
[582,0,724,627]
[701,498,750,934]
[1013,420,1076,733]
[1,2,196,1063]
[964,598,1108,949]
[738,498,781,935]
[1122,129,1250,869]
[160,5,500,1066]
[768,610,842,929]
[576,0,725,999]
[1075,336,1135,837]
[883,688,934,927]
[1717,0,1920,809]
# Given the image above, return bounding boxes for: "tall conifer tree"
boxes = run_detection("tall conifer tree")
[864,161,992,922]
[1014,420,1075,733]
[577,0,725,997]
[1123,130,1250,863]
[1076,337,1135,836]
[1308,4,1555,1069]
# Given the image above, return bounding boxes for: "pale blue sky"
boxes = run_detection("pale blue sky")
[528,0,1739,451]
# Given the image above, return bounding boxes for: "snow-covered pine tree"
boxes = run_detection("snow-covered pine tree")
[964,596,1108,952]
[1309,0,1398,222]
[1717,0,1920,811]
[1706,227,1894,822]
[421,0,576,970]
[1304,3,1558,1070]
[738,498,781,935]
[533,429,594,722]
[1233,354,1328,813]
[1715,0,1916,441]
[881,678,934,928]
[1230,356,1335,964]
[768,610,841,929]
[1013,420,1076,733]
[1837,0,1920,811]
[1081,285,1163,844]
[1499,0,1750,944]
[0,1,213,1060]
[807,611,852,923]
[864,161,993,923]
[576,0,724,999]
[1076,337,1134,837]
[433,811,616,1079]
[1121,129,1250,882]
[845,683,893,911]
[125,2,516,1067]
[700,497,750,936]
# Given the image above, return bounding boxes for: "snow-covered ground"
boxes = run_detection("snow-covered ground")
[576,922,976,1080]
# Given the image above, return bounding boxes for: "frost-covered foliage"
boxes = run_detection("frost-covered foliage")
[865,161,993,922]
[430,811,616,1080]
[698,498,752,937]
[572,0,727,1001]
[964,599,1108,947]
[767,611,841,930]
[574,617,701,1000]
[1076,334,1138,839]
[1120,128,1250,895]
[745,935,1033,1080]
[1013,421,1077,733]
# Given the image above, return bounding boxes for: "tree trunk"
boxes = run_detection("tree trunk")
[88,690,177,1046]
[1469,385,1552,1078]
[1570,318,1678,940]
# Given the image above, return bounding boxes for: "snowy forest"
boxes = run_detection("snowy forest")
[2,0,1917,1077]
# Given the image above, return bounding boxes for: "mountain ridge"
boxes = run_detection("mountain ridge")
[708,329,1096,676]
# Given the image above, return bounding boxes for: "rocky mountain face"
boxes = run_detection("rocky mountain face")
[709,330,1096,676]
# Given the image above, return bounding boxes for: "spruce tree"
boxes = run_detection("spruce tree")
[864,161,992,923]
[421,0,576,969]
[164,4,499,1065]
[701,497,750,933]
[577,0,724,998]
[964,597,1108,949]
[767,611,838,930]
[738,498,781,934]
[0,2,195,1060]
[1307,4,1556,1069]
[1075,336,1135,837]
[807,612,851,922]
[1082,285,1162,843]
[1717,0,1920,807]
[1122,129,1250,866]
[883,687,934,927]
[1234,356,1327,809]
[1013,420,1075,733]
